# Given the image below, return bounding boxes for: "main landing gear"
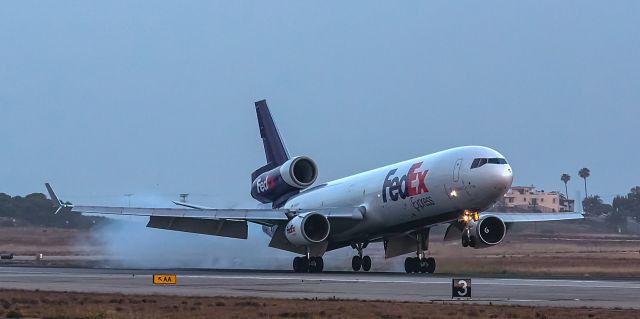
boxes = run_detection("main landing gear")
[404,256,435,274]
[293,255,324,273]
[351,242,372,272]
[404,230,436,274]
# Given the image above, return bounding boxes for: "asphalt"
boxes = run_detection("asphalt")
[1,266,639,309]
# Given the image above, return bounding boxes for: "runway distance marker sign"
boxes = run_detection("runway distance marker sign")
[153,274,177,285]
[452,278,471,298]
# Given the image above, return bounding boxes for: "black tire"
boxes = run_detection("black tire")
[362,256,372,272]
[352,256,362,271]
[309,257,317,273]
[315,257,324,272]
[462,236,469,247]
[419,257,428,273]
[404,257,417,273]
[293,257,301,272]
[299,257,310,273]
[309,257,323,273]
[426,257,436,274]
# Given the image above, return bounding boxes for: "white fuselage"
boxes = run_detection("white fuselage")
[284,146,513,242]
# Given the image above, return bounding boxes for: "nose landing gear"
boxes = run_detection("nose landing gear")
[351,242,371,271]
[462,228,476,248]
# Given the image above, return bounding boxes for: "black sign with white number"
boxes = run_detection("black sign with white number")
[452,278,471,298]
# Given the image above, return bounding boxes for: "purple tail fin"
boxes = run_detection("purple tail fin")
[251,99,290,181]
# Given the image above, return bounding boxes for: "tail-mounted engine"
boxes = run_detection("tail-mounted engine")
[284,212,330,246]
[251,156,318,204]
[462,215,507,249]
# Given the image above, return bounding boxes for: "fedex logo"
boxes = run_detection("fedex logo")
[286,224,296,234]
[256,175,276,193]
[382,162,429,203]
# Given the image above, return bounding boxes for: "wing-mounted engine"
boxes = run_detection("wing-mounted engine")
[284,212,330,246]
[462,215,507,249]
[251,156,318,204]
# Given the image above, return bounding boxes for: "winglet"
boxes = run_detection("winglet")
[45,183,70,214]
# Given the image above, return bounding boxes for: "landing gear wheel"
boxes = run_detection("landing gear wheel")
[293,257,301,273]
[426,257,436,274]
[350,242,369,272]
[309,257,324,273]
[352,255,362,271]
[404,257,418,273]
[462,235,469,247]
[308,257,317,273]
[419,257,428,273]
[361,256,372,272]
[299,257,309,273]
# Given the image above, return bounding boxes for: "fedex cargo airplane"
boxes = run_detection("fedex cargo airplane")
[46,100,582,273]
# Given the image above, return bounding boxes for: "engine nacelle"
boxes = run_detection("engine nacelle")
[465,215,507,249]
[284,212,330,246]
[251,156,318,203]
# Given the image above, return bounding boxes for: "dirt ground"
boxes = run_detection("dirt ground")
[0,289,638,319]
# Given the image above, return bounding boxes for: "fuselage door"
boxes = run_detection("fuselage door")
[453,158,462,182]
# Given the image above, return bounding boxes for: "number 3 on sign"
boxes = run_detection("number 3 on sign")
[452,278,471,298]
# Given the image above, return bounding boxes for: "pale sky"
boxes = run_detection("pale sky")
[2,1,639,207]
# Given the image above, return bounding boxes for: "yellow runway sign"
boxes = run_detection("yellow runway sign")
[153,274,176,285]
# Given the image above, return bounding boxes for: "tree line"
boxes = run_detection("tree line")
[561,167,640,233]
[582,187,640,233]
[0,192,104,229]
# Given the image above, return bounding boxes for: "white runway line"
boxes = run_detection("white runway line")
[2,268,640,290]
[1,267,639,309]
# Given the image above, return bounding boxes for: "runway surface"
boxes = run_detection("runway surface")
[1,266,639,309]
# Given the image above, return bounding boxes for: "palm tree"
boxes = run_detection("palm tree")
[560,174,571,199]
[578,168,590,198]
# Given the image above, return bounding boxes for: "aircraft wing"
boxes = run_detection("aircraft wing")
[70,205,290,222]
[45,183,363,224]
[479,212,584,223]
[46,183,364,241]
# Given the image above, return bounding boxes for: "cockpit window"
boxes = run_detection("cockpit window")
[488,158,507,164]
[471,157,508,169]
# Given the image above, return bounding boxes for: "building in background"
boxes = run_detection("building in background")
[496,185,575,213]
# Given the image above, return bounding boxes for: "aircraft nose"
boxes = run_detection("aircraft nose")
[473,164,512,197]
[502,165,514,190]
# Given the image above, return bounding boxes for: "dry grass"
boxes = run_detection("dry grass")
[427,234,640,277]
[0,227,96,256]
[0,289,638,319]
